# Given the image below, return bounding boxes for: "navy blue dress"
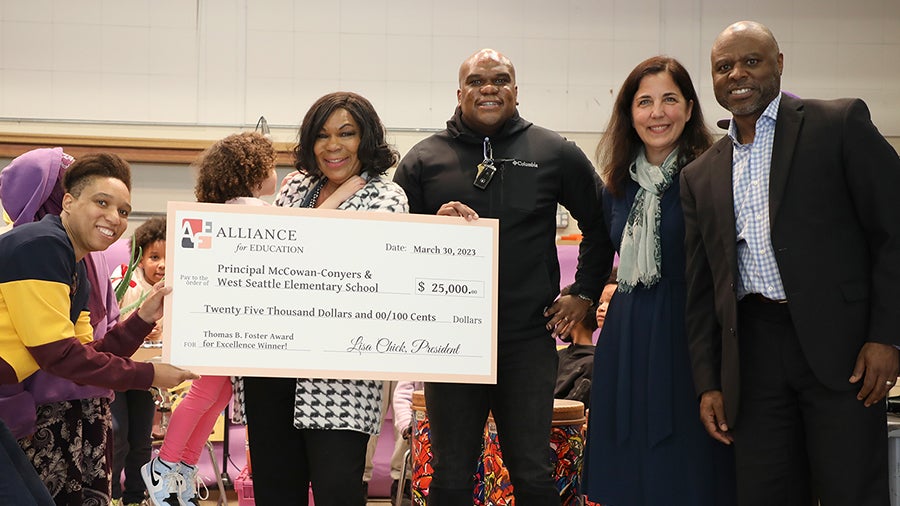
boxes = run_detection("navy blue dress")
[583,177,735,505]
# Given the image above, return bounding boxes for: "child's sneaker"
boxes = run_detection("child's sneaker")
[178,462,208,506]
[141,457,184,506]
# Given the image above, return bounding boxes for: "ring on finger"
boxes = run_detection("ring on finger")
[887,380,895,386]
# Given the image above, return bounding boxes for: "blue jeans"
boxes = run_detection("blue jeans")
[424,337,560,506]
[0,418,54,506]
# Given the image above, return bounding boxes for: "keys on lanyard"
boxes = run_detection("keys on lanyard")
[473,137,497,190]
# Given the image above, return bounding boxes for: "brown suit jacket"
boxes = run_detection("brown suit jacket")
[680,93,900,426]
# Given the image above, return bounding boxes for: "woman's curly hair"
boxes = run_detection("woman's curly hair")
[293,92,399,178]
[194,132,276,204]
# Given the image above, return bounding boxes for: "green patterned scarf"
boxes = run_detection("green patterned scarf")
[617,148,679,293]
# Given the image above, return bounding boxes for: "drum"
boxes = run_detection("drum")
[410,390,432,506]
[410,391,586,505]
[480,414,512,505]
[481,399,587,506]
[549,399,587,505]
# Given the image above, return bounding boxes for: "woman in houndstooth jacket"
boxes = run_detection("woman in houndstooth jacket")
[243,91,408,506]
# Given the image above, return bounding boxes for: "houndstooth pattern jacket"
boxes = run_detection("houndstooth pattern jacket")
[276,171,408,434]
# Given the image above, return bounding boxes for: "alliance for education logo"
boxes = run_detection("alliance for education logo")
[181,218,213,249]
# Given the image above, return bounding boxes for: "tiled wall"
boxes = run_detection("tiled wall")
[1,0,899,134]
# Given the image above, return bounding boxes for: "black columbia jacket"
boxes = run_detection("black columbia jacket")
[394,108,613,342]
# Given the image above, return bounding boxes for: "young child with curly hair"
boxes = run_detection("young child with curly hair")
[110,215,167,506]
[142,132,277,506]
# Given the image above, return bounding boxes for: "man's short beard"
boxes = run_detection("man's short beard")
[721,75,781,117]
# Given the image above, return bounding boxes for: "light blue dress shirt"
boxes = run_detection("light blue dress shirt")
[730,94,786,300]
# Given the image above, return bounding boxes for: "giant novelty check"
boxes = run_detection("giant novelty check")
[162,202,498,383]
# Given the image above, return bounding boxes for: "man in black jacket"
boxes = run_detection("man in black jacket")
[393,48,613,506]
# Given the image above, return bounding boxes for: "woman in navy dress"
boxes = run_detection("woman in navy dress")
[584,56,735,505]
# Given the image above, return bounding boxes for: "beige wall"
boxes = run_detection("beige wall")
[3,0,900,136]
[2,0,898,238]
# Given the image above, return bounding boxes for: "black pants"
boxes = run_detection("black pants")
[733,299,889,506]
[110,389,155,503]
[424,337,559,506]
[243,377,369,506]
